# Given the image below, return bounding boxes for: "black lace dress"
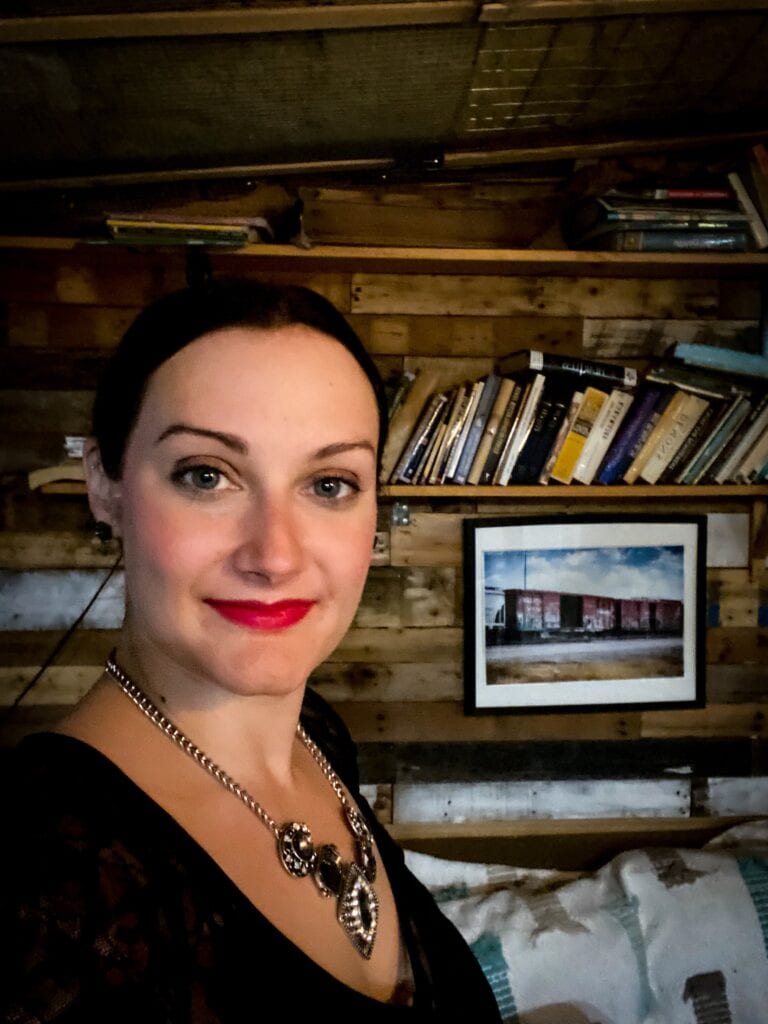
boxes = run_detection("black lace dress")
[1,689,501,1022]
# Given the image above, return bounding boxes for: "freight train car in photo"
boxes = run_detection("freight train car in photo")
[486,587,683,646]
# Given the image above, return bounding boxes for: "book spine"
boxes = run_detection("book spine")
[467,378,515,486]
[572,390,634,485]
[624,390,689,485]
[387,369,417,420]
[539,390,583,484]
[452,375,501,485]
[479,383,523,485]
[710,397,768,483]
[639,394,710,484]
[391,393,448,483]
[728,170,768,249]
[499,349,637,388]
[733,427,768,483]
[444,382,483,483]
[508,381,571,484]
[678,396,752,484]
[657,400,720,484]
[595,386,665,484]
[549,386,608,485]
[496,375,546,485]
[431,385,468,484]
[607,229,749,253]
[673,342,768,380]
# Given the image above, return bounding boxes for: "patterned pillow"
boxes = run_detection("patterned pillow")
[406,820,768,1023]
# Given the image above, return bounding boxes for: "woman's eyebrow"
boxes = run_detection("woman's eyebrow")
[312,440,376,460]
[155,424,248,454]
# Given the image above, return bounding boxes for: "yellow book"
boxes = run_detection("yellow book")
[549,386,609,485]
[623,389,689,484]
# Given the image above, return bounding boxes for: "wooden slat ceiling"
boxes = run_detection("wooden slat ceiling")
[1,1,768,187]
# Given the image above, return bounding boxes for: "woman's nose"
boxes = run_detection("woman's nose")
[232,497,304,582]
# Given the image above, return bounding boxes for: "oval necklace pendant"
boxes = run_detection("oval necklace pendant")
[278,822,316,877]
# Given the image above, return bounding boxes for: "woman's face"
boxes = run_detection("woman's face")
[101,324,379,700]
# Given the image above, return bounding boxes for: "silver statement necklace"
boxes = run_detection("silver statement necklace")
[104,650,379,959]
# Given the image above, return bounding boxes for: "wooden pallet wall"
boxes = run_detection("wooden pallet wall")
[1,240,767,855]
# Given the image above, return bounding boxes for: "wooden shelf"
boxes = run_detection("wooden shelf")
[4,236,768,278]
[382,484,768,499]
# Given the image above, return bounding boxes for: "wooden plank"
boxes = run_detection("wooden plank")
[352,273,720,318]
[7,304,138,349]
[393,778,690,823]
[5,240,768,279]
[310,663,462,703]
[481,1,768,22]
[354,567,457,627]
[707,664,768,703]
[700,777,768,816]
[706,627,768,666]
[0,3,478,43]
[2,348,111,389]
[350,313,581,357]
[334,701,641,742]
[642,704,767,738]
[389,815,761,870]
[0,250,350,311]
[0,533,120,570]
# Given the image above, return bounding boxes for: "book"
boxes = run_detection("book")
[539,390,583,485]
[638,393,710,485]
[676,394,753,484]
[444,380,485,483]
[427,385,465,485]
[497,349,637,388]
[452,374,502,485]
[595,385,669,484]
[645,362,751,399]
[391,391,450,483]
[623,389,691,484]
[387,369,417,420]
[467,377,516,485]
[657,399,723,484]
[727,170,768,250]
[412,396,452,484]
[509,376,575,484]
[572,389,634,485]
[478,381,525,485]
[494,374,547,485]
[733,423,768,484]
[672,342,768,381]
[549,386,609,485]
[604,186,735,202]
[561,193,747,247]
[708,395,768,483]
[595,229,749,253]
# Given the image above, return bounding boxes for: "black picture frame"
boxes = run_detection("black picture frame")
[463,514,706,715]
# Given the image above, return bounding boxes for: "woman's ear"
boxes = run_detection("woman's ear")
[83,439,123,538]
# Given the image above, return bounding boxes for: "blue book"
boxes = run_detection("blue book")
[452,374,501,485]
[595,385,666,484]
[674,342,768,380]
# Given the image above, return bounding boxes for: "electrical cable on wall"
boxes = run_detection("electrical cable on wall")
[2,553,123,721]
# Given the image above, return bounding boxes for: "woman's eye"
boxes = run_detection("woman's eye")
[172,465,229,492]
[312,476,358,500]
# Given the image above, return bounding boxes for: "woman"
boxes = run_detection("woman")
[2,279,501,1021]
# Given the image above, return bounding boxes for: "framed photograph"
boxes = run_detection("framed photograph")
[464,514,706,714]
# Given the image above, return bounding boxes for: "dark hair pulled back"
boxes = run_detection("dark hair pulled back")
[93,278,388,479]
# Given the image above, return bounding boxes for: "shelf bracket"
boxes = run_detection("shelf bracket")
[390,500,411,527]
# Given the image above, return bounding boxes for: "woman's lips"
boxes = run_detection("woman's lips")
[204,599,315,631]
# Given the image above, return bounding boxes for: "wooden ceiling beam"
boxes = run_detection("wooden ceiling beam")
[481,0,768,21]
[0,2,479,44]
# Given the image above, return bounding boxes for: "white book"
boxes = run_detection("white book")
[572,389,634,485]
[496,373,546,485]
[713,398,768,483]
[640,393,709,485]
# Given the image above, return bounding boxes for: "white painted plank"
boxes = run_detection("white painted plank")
[704,777,768,816]
[706,513,750,569]
[0,570,124,629]
[393,779,690,823]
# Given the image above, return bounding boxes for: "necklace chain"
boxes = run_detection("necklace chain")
[104,649,379,958]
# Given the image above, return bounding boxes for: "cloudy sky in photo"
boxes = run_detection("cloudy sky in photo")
[484,545,684,601]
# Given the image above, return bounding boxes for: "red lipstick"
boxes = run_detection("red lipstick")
[205,599,315,631]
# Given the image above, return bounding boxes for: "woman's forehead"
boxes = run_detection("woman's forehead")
[136,324,379,435]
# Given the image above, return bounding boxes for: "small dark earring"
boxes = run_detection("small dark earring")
[94,521,113,542]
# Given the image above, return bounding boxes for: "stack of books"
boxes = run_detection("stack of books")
[560,183,752,253]
[383,351,768,487]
